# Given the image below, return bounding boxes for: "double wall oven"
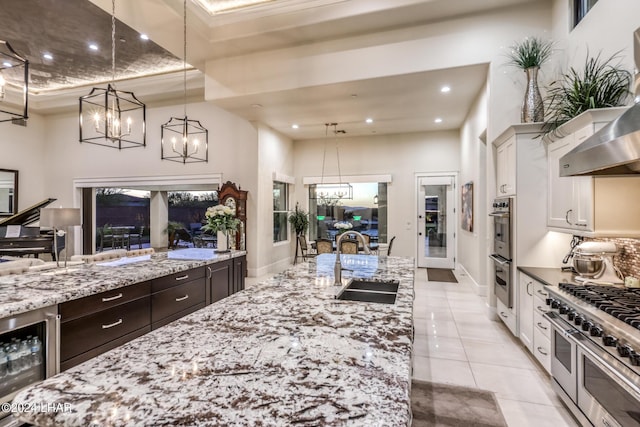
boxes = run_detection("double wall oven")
[545,283,640,427]
[0,306,59,427]
[489,197,513,308]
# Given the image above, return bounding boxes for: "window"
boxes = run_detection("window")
[273,181,289,243]
[308,182,387,243]
[168,191,219,248]
[95,188,150,252]
[573,0,598,28]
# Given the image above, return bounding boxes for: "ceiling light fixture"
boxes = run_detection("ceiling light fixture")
[161,0,208,164]
[79,0,146,150]
[441,86,451,93]
[0,40,29,124]
[310,123,353,202]
[434,118,443,123]
[291,124,299,129]
[365,118,373,124]
[89,44,99,51]
[43,53,53,60]
[140,34,149,41]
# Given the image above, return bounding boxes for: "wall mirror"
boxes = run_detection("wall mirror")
[0,168,18,216]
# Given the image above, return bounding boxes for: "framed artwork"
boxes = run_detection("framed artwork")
[461,182,473,232]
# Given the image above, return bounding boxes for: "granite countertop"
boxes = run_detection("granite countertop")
[0,251,246,319]
[13,254,415,426]
[517,266,581,288]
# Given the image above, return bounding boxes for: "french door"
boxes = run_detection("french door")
[417,175,455,268]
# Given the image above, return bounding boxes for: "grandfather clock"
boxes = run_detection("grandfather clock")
[218,181,248,250]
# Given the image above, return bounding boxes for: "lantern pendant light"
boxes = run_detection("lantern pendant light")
[310,123,353,202]
[0,40,29,124]
[79,0,146,149]
[160,0,208,164]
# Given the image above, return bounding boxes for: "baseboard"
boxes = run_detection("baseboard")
[458,264,487,296]
[248,257,292,278]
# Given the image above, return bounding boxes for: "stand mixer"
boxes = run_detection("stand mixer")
[573,241,624,285]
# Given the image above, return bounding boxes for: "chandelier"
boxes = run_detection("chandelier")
[310,123,353,201]
[161,0,208,164]
[79,0,146,149]
[0,40,29,124]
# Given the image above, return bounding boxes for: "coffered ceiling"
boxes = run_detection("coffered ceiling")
[0,0,547,139]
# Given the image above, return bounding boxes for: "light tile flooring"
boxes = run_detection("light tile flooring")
[247,268,581,426]
[414,268,579,427]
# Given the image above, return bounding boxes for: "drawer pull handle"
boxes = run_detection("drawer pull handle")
[101,293,123,302]
[102,319,123,329]
[536,306,548,313]
[175,295,189,302]
[175,274,189,281]
[536,289,548,297]
[537,347,548,356]
[499,312,508,319]
[536,322,548,330]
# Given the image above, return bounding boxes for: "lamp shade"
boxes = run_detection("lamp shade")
[40,208,81,228]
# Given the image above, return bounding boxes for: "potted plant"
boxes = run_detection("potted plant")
[164,221,185,249]
[542,51,632,137]
[288,203,309,236]
[506,36,554,123]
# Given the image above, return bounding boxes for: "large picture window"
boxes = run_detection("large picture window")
[273,181,289,243]
[309,182,387,243]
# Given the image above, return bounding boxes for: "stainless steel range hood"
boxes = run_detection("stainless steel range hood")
[559,28,640,177]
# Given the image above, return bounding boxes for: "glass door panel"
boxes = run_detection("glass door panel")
[417,176,455,268]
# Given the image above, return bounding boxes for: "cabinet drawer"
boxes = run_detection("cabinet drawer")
[533,327,551,374]
[152,267,205,293]
[152,279,205,324]
[496,300,517,337]
[533,281,549,301]
[534,297,549,317]
[61,296,151,362]
[59,281,151,321]
[534,311,551,339]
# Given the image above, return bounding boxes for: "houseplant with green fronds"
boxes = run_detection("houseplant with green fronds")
[543,51,632,137]
[288,203,309,236]
[506,36,554,123]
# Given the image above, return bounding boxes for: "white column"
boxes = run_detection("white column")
[150,191,169,249]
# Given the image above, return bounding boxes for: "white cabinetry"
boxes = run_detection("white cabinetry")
[518,272,551,374]
[545,108,640,237]
[496,136,516,196]
[496,299,517,336]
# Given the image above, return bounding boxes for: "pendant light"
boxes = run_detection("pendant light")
[310,123,353,201]
[160,0,208,164]
[0,40,29,124]
[79,0,146,149]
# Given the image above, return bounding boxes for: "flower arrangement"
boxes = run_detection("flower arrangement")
[333,221,353,234]
[202,205,240,234]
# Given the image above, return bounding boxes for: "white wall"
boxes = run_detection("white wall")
[459,84,488,291]
[255,124,295,276]
[293,131,460,259]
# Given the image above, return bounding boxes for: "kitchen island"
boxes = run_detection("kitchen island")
[13,254,415,426]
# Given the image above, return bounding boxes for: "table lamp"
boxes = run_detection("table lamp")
[40,208,81,268]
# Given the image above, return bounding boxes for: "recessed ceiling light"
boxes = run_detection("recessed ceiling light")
[43,53,53,60]
[291,124,299,129]
[365,118,373,124]
[251,103,263,108]
[441,86,451,93]
[2,62,12,68]
[434,118,443,123]
[140,34,149,41]
[89,43,99,51]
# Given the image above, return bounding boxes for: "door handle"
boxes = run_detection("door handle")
[537,346,548,356]
[175,274,189,281]
[102,293,123,302]
[537,322,548,330]
[565,209,573,225]
[102,319,123,329]
[499,312,509,319]
[175,295,189,302]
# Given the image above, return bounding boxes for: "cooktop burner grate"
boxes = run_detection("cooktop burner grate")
[558,283,640,329]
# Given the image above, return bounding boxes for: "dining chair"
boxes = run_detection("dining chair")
[340,238,359,254]
[298,235,317,261]
[316,238,333,254]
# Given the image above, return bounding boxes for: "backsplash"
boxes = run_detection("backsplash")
[586,237,640,279]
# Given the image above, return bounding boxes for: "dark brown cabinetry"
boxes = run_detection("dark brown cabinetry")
[151,267,206,330]
[59,281,151,371]
[58,256,246,371]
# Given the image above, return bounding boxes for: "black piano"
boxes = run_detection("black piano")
[0,198,64,258]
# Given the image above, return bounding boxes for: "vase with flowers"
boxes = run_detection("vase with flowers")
[202,204,240,253]
[334,221,353,236]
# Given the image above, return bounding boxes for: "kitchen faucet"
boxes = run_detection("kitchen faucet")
[334,231,371,286]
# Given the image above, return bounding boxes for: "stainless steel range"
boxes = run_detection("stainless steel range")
[545,283,640,427]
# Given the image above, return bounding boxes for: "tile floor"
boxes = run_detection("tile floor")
[247,267,581,426]
[414,267,579,427]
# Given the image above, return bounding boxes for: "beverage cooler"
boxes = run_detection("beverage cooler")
[0,306,59,426]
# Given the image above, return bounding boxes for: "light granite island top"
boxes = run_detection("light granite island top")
[13,254,415,426]
[0,251,246,319]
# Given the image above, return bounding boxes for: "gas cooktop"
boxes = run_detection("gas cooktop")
[557,283,640,329]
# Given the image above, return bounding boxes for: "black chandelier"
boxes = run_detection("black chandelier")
[309,123,353,201]
[161,0,208,164]
[0,40,29,124]
[79,0,146,149]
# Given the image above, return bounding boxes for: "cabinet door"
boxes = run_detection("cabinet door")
[496,137,516,196]
[569,125,595,231]
[208,260,232,304]
[547,135,575,229]
[233,256,246,294]
[518,273,534,352]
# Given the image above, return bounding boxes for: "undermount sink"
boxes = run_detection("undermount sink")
[336,279,399,304]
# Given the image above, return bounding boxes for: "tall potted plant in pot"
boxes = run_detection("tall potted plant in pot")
[288,203,310,261]
[506,36,554,123]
